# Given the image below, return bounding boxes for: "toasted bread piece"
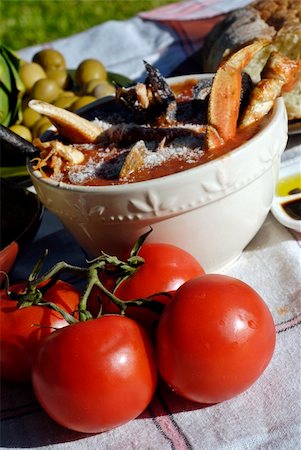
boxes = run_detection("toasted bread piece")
[202,0,301,120]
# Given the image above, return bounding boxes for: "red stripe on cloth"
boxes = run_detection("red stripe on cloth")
[140,0,226,21]
[163,15,226,55]
[148,393,193,449]
[140,1,199,20]
[276,314,301,333]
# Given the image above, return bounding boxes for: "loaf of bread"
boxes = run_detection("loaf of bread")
[201,0,301,121]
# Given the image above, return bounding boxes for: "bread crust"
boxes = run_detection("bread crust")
[202,0,301,120]
[252,0,301,30]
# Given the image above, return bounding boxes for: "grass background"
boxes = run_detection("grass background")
[1,0,175,51]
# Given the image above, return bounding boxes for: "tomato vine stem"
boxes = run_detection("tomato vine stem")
[8,228,170,322]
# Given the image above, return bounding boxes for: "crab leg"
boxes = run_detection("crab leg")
[28,99,103,144]
[207,39,270,147]
[239,52,301,128]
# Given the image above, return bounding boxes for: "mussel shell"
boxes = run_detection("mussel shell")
[193,73,253,112]
[193,78,212,101]
[240,72,253,111]
[144,61,176,103]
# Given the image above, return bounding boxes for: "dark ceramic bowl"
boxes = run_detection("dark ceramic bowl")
[0,180,44,280]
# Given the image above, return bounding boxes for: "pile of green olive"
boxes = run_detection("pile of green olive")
[11,49,114,142]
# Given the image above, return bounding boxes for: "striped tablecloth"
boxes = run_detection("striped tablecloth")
[2,1,301,449]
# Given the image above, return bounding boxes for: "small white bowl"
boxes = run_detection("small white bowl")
[28,75,288,272]
[271,156,301,232]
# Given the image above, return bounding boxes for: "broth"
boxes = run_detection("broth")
[35,78,271,186]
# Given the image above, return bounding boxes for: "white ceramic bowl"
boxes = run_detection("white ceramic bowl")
[28,75,288,272]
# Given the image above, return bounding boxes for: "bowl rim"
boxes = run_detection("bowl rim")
[271,155,301,232]
[27,73,287,193]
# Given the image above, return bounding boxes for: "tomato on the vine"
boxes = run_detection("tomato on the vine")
[156,274,276,404]
[32,315,157,433]
[99,243,205,329]
[0,241,19,284]
[0,280,80,383]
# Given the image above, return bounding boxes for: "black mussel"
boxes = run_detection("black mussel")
[115,83,145,114]
[99,124,205,147]
[143,61,177,124]
[193,72,253,113]
[193,78,212,101]
[240,72,253,112]
[115,62,177,125]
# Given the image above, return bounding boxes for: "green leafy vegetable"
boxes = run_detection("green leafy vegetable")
[0,43,24,126]
[0,166,28,178]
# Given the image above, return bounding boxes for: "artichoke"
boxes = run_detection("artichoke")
[0,43,24,126]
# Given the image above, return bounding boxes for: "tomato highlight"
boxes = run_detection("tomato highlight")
[156,274,276,404]
[32,315,157,433]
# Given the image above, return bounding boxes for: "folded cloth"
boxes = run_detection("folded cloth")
[18,17,178,81]
[17,1,253,81]
[139,0,252,20]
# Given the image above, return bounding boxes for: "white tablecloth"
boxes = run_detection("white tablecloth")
[2,1,301,449]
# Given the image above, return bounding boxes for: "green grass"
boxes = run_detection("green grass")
[0,0,175,51]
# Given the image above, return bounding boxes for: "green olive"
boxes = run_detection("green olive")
[19,62,47,94]
[53,94,77,109]
[46,69,71,89]
[60,90,76,97]
[22,107,41,129]
[9,124,32,142]
[30,78,61,103]
[92,81,115,98]
[33,49,66,71]
[74,59,107,87]
[80,78,105,95]
[69,95,96,111]
[32,117,52,138]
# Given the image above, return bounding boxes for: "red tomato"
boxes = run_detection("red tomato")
[156,274,276,404]
[0,241,19,284]
[100,243,205,329]
[32,315,157,433]
[0,280,80,383]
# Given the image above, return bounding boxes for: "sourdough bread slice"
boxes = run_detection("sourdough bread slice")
[202,0,301,120]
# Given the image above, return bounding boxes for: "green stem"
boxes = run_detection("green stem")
[76,263,105,321]
[11,229,159,321]
[94,276,128,315]
[130,227,152,257]
[36,301,78,325]
[30,261,89,289]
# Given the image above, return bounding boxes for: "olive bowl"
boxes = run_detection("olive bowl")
[27,74,288,272]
